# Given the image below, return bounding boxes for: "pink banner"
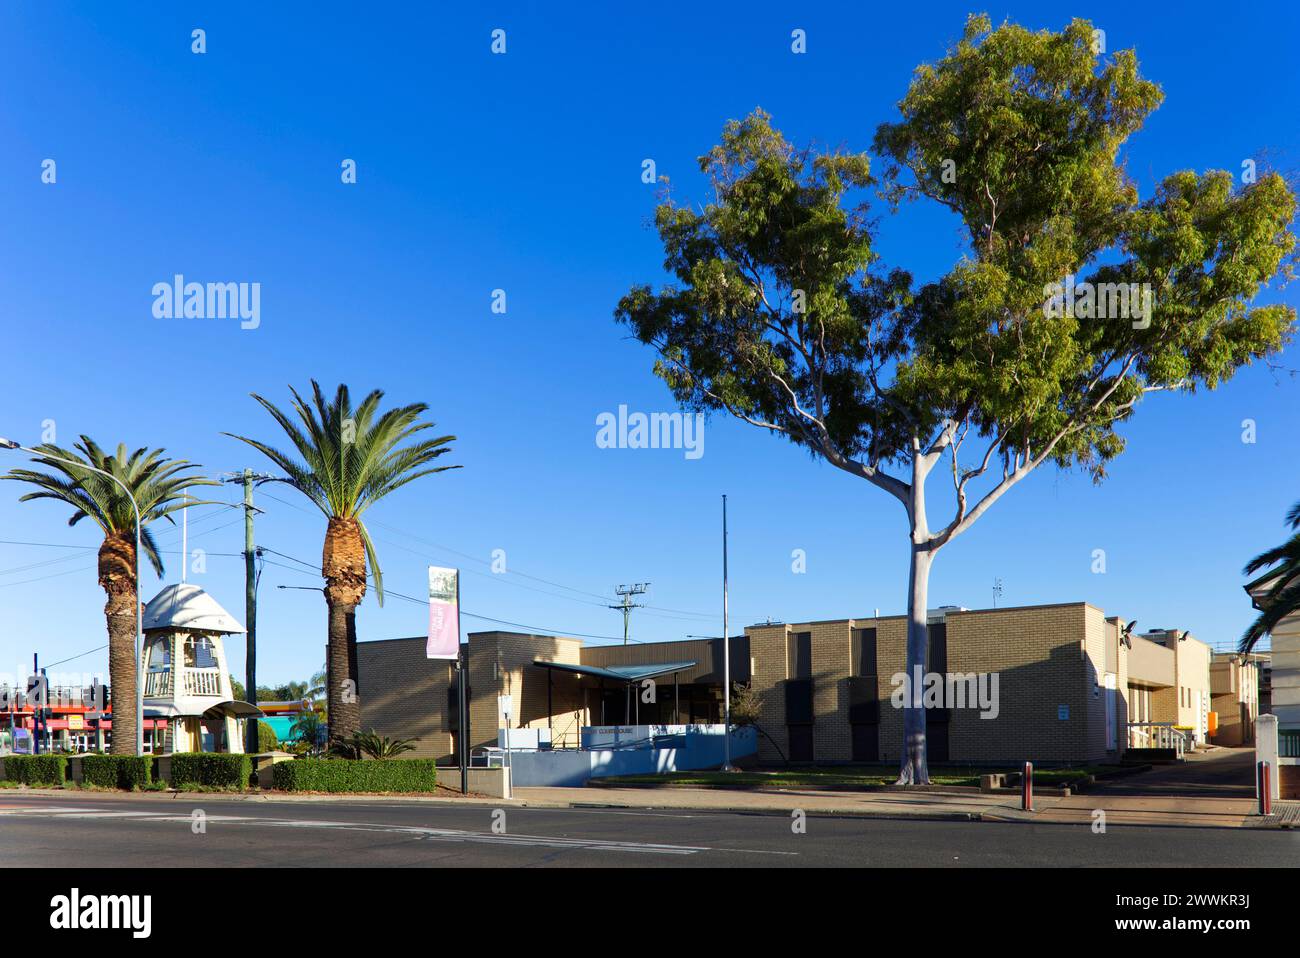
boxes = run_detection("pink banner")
[426,566,460,660]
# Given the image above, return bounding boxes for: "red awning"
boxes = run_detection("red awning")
[94,719,166,730]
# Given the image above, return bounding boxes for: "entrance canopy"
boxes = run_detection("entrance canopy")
[201,700,265,720]
[533,660,696,683]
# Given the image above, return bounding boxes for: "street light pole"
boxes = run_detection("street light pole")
[0,437,146,755]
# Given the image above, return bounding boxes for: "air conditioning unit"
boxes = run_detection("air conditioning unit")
[927,605,968,624]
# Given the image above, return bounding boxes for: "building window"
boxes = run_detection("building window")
[927,623,948,674]
[788,631,812,679]
[850,628,879,762]
[853,628,877,678]
[144,636,170,671]
[183,636,218,670]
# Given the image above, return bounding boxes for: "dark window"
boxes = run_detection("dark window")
[851,724,878,762]
[788,631,812,679]
[927,623,947,675]
[853,628,877,677]
[784,679,814,725]
[788,724,814,762]
[847,676,879,725]
[928,722,949,762]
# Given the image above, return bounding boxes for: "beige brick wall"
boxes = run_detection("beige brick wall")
[357,637,456,762]
[873,617,908,764]
[944,604,1100,763]
[747,603,1118,766]
[360,631,589,762]
[748,623,789,762]
[468,632,588,754]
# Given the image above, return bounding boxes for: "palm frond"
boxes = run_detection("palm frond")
[232,380,459,599]
[2,438,215,581]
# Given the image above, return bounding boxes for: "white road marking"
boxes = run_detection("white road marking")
[0,805,796,856]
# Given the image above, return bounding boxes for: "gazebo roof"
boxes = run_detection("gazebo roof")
[143,583,245,634]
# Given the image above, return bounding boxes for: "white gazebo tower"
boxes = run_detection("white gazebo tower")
[140,583,262,754]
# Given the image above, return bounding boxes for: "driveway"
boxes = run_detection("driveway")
[1095,746,1256,799]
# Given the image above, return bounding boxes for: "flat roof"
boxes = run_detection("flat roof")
[533,660,697,683]
[747,601,1099,628]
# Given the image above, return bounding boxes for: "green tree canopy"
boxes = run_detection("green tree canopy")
[617,14,1297,783]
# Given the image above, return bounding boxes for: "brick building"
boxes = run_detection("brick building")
[357,631,744,764]
[357,601,1213,769]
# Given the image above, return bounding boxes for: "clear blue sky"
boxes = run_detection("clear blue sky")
[1,2,1297,687]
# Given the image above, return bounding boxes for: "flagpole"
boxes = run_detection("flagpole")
[456,569,467,795]
[722,494,733,771]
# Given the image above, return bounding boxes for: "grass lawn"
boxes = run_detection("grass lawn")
[597,765,1120,789]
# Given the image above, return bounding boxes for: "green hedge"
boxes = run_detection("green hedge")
[1,754,67,786]
[257,721,278,752]
[169,752,252,790]
[79,755,151,790]
[273,758,437,793]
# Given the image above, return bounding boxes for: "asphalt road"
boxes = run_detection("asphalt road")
[1,794,1296,867]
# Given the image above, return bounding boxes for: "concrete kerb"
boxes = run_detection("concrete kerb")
[1,782,1280,829]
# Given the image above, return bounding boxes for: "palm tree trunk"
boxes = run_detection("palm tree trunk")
[323,516,367,740]
[99,536,138,756]
[326,600,361,738]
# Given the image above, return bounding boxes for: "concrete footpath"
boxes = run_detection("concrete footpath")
[524,784,1284,829]
[5,782,1290,829]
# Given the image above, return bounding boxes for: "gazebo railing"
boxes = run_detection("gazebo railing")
[143,672,173,697]
[181,668,222,696]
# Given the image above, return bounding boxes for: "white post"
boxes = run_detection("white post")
[499,694,513,799]
[1256,713,1280,804]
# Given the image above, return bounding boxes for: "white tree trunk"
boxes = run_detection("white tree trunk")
[896,545,933,784]
[896,450,937,786]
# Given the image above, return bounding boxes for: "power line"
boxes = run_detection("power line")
[263,555,639,643]
[40,644,108,670]
[0,515,247,586]
[255,494,729,623]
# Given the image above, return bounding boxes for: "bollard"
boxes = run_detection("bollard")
[1021,761,1033,811]
[1258,761,1272,816]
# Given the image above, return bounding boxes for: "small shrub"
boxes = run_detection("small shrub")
[1,754,67,786]
[273,758,436,793]
[328,729,419,759]
[168,752,252,791]
[80,755,151,790]
[256,721,278,753]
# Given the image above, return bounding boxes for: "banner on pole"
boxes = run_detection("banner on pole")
[426,566,460,660]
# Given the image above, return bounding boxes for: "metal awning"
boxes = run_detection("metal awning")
[201,700,265,720]
[533,660,696,683]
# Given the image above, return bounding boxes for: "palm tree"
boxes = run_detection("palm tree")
[2,438,214,754]
[329,728,419,759]
[226,381,458,740]
[288,709,326,755]
[1241,499,1300,653]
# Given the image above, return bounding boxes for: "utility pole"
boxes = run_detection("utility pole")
[223,470,273,753]
[609,583,649,646]
[992,577,1004,609]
